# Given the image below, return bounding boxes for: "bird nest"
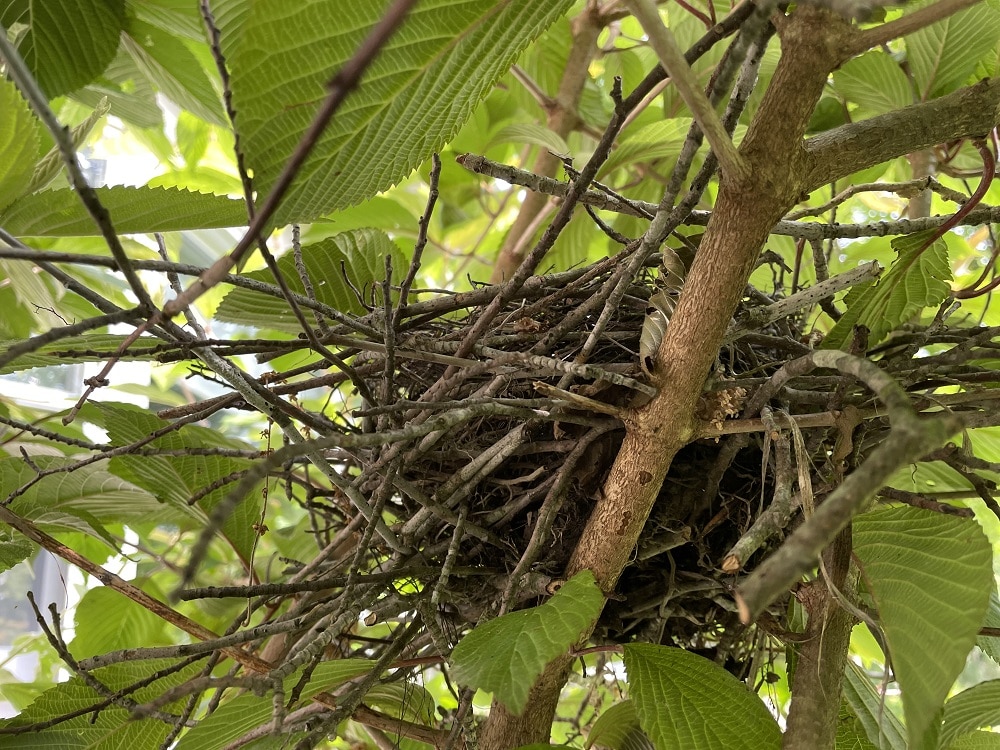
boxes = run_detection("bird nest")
[186,234,993,677]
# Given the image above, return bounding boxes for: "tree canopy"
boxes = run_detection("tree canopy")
[2,1,1000,748]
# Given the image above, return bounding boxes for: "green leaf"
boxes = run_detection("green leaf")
[486,123,570,155]
[600,119,692,177]
[0,185,246,236]
[836,701,880,750]
[70,586,170,659]
[832,51,912,116]
[0,0,126,98]
[586,700,653,750]
[977,590,1000,667]
[843,660,907,750]
[175,660,372,750]
[853,505,994,747]
[0,333,167,374]
[121,19,225,125]
[822,230,951,349]
[226,0,575,224]
[0,659,200,748]
[623,644,782,750]
[948,733,1000,749]
[907,2,1000,100]
[0,78,41,213]
[26,97,110,194]
[0,528,34,574]
[215,228,406,330]
[70,48,164,130]
[449,570,603,715]
[939,680,1000,749]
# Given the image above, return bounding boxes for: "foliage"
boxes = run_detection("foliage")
[0,1,999,749]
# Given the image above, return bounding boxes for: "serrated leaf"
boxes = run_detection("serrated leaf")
[0,78,40,213]
[215,228,405,330]
[26,97,111,194]
[907,2,1000,100]
[121,19,225,125]
[586,700,654,750]
[0,185,246,236]
[0,659,200,748]
[832,51,912,116]
[843,660,907,750]
[623,644,781,750]
[0,0,125,98]
[854,506,993,747]
[450,570,603,715]
[486,123,569,155]
[175,660,372,750]
[822,230,951,349]
[0,528,34,573]
[226,0,575,224]
[939,680,1000,749]
[0,333,166,374]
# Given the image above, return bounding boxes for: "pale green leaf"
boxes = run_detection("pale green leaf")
[0,78,40,213]
[215,228,406,330]
[226,0,575,224]
[623,644,782,750]
[0,528,34,574]
[26,97,110,194]
[365,681,437,725]
[586,700,654,750]
[854,505,994,747]
[836,701,880,750]
[70,586,170,659]
[175,660,372,750]
[0,185,246,236]
[843,660,907,750]
[0,0,125,98]
[121,19,225,125]
[449,570,603,715]
[907,2,1000,100]
[948,732,1000,749]
[939,680,1000,749]
[600,119,692,176]
[0,660,200,748]
[131,0,206,42]
[486,123,570,155]
[832,51,912,116]
[822,230,951,349]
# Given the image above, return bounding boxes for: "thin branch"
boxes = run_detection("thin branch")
[850,0,983,54]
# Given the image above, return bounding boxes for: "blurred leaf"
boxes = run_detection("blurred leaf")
[623,644,782,750]
[0,529,34,574]
[450,571,603,715]
[586,700,653,750]
[907,2,1000,100]
[486,123,569,155]
[0,78,40,213]
[854,506,993,748]
[26,97,110,194]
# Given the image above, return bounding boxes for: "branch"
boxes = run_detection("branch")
[804,78,1000,193]
[624,0,749,184]
[850,0,983,54]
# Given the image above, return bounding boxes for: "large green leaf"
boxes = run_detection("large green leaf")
[939,680,1000,749]
[948,733,1000,749]
[225,0,575,224]
[175,660,372,750]
[907,2,1000,100]
[854,506,994,748]
[822,230,951,349]
[449,571,603,716]
[70,585,171,659]
[831,50,912,116]
[0,185,246,236]
[0,0,125,98]
[0,660,200,748]
[622,644,781,750]
[121,19,225,125]
[0,78,40,213]
[215,228,406,329]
